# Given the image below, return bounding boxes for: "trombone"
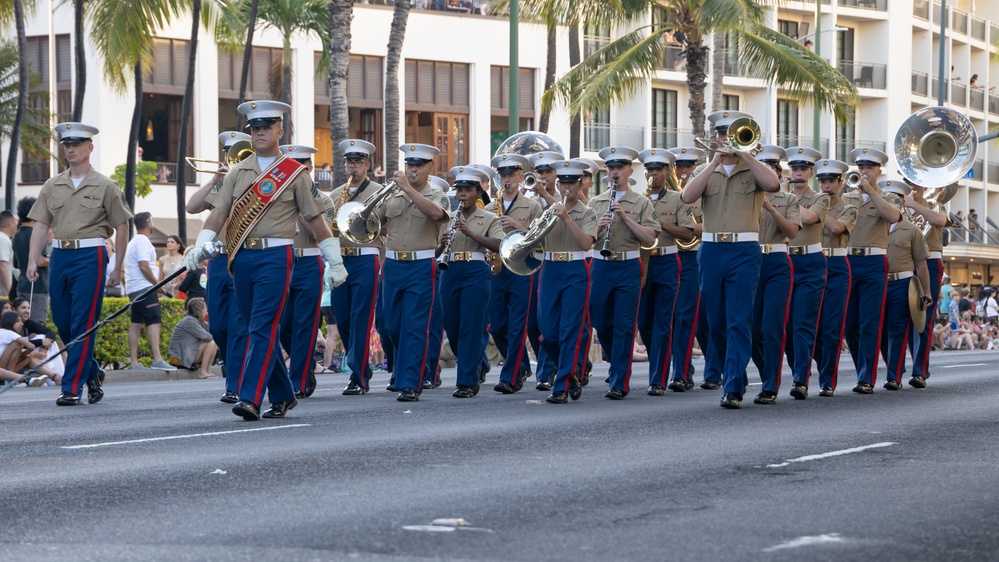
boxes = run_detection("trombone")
[186,140,254,175]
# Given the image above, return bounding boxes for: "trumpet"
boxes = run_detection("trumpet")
[521,172,539,190]
[693,117,763,157]
[844,170,863,191]
[335,180,400,244]
[186,140,254,175]
[437,210,462,271]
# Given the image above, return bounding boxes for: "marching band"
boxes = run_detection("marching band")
[28,101,964,415]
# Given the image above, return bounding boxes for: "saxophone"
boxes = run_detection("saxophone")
[487,184,505,275]
[331,171,355,237]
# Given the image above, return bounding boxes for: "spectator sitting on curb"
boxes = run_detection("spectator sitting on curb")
[0,311,58,385]
[167,297,219,378]
[10,296,64,378]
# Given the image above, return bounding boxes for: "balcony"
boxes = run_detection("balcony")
[20,162,50,184]
[912,70,929,96]
[951,82,967,106]
[988,161,999,181]
[992,23,999,44]
[970,88,986,112]
[952,9,969,35]
[838,0,886,11]
[661,46,684,72]
[913,0,929,20]
[364,0,493,16]
[972,159,984,181]
[838,60,886,89]
[834,139,887,162]
[932,2,942,24]
[971,17,987,41]
[650,127,698,149]
[151,162,197,185]
[583,123,644,152]
[989,94,999,115]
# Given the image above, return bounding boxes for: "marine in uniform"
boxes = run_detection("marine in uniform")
[636,148,694,395]
[681,111,781,409]
[538,160,597,404]
[420,174,453,391]
[841,147,902,394]
[188,100,347,420]
[783,147,829,400]
[488,154,545,394]
[750,146,800,405]
[439,166,504,397]
[878,179,932,390]
[329,139,384,396]
[27,122,132,406]
[812,159,858,397]
[590,147,660,400]
[373,144,451,401]
[277,144,332,399]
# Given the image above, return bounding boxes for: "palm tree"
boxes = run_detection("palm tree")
[2,0,32,210]
[327,0,354,188]
[0,40,51,205]
[236,0,257,130]
[72,0,86,121]
[543,0,858,140]
[383,0,409,177]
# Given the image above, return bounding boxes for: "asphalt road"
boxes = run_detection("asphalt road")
[2,350,999,561]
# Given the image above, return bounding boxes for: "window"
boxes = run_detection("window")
[778,20,799,39]
[217,46,283,99]
[836,109,856,161]
[651,89,678,147]
[21,35,72,183]
[145,38,190,94]
[777,99,799,146]
[837,27,855,63]
[314,53,383,108]
[404,60,470,112]
[583,21,611,57]
[722,94,739,111]
[490,66,535,116]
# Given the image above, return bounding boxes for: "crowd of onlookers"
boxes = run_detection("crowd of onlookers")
[935,276,999,351]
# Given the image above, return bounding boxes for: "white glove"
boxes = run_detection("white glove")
[186,229,217,271]
[317,236,348,289]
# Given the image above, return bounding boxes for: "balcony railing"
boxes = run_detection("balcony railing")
[988,161,999,182]
[662,46,684,72]
[912,70,929,96]
[583,123,644,152]
[365,1,493,16]
[838,60,886,89]
[650,127,699,149]
[951,83,967,106]
[971,17,987,41]
[20,162,50,184]
[972,159,984,181]
[913,0,929,20]
[952,9,969,35]
[932,2,943,24]
[838,0,886,11]
[834,139,887,162]
[151,162,197,185]
[990,94,999,115]
[992,23,999,44]
[970,89,985,112]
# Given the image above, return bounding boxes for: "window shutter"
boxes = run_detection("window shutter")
[519,68,533,112]
[153,39,171,86]
[252,47,270,95]
[405,60,417,104]
[173,41,189,87]
[436,63,452,107]
[490,66,502,109]
[453,63,469,108]
[57,35,71,84]
[366,56,383,101]
[348,55,364,101]
[418,61,434,104]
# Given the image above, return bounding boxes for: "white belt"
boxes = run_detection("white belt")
[823,248,848,257]
[887,271,914,282]
[759,243,787,254]
[341,247,380,257]
[242,237,294,250]
[543,251,590,262]
[928,251,943,260]
[447,252,486,262]
[54,238,104,250]
[648,246,678,257]
[847,247,887,256]
[592,250,641,261]
[386,249,436,261]
[295,248,322,257]
[789,243,824,255]
[702,232,759,243]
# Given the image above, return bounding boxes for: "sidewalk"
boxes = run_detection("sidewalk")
[103,365,224,384]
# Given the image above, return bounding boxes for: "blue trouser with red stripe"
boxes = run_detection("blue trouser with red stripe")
[814,255,851,390]
[910,257,941,378]
[751,252,792,395]
[206,253,246,394]
[638,254,680,388]
[279,254,324,394]
[426,271,444,380]
[375,274,393,373]
[331,254,380,388]
[699,241,762,400]
[785,252,827,388]
[539,260,590,394]
[382,258,436,392]
[672,250,714,384]
[845,254,889,386]
[231,246,295,406]
[591,258,643,394]
[443,261,491,388]
[528,272,556,381]
[489,267,534,386]
[880,277,913,383]
[50,246,107,396]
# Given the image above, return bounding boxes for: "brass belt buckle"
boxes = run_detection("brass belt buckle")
[555,252,568,261]
[789,246,803,256]
[849,248,863,256]
[398,251,412,261]
[246,238,260,249]
[717,232,733,243]
[59,239,77,250]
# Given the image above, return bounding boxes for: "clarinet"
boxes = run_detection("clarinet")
[600,179,617,257]
[437,206,462,271]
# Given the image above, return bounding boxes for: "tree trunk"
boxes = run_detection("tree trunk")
[72,0,86,121]
[711,32,724,113]
[281,38,293,145]
[568,22,580,158]
[175,0,201,245]
[538,20,556,133]
[235,0,259,130]
[328,0,354,188]
[384,0,410,177]
[685,36,709,139]
[4,0,28,210]
[125,61,143,218]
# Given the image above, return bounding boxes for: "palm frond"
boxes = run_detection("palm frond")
[496,0,649,27]
[0,0,40,27]
[0,41,54,159]
[697,0,767,31]
[202,0,249,49]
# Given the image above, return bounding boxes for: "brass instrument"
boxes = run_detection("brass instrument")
[599,179,618,257]
[335,180,400,244]
[499,191,568,276]
[640,177,659,252]
[675,172,699,251]
[331,171,356,237]
[521,172,539,191]
[844,170,863,191]
[693,117,763,157]
[437,209,462,271]
[894,106,977,189]
[186,140,254,175]
[487,183,505,275]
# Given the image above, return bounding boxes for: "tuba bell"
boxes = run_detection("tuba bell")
[335,180,400,244]
[499,192,568,276]
[894,107,977,189]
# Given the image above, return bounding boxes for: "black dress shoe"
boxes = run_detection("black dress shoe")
[604,375,611,384]
[386,377,397,392]
[684,380,695,391]
[342,381,368,395]
[494,380,516,394]
[232,401,261,421]
[818,386,834,397]
[514,375,525,392]
[262,398,298,418]
[720,393,742,409]
[56,392,81,406]
[536,381,552,391]
[546,391,568,404]
[478,366,487,384]
[86,373,104,404]
[220,390,239,404]
[305,372,317,397]
[667,379,686,392]
[581,362,592,387]
[753,391,777,405]
[452,386,475,398]
[569,376,582,401]
[647,385,665,396]
[700,381,721,390]
[908,375,926,389]
[790,383,808,400]
[434,365,443,388]
[605,388,625,400]
[852,383,874,394]
[397,387,419,402]
[294,390,306,399]
[97,367,106,383]
[883,379,901,391]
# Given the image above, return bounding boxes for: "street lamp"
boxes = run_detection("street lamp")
[797,26,848,44]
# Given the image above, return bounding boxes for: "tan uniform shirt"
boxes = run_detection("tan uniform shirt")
[787,189,830,247]
[449,207,504,253]
[822,198,859,249]
[373,184,450,251]
[29,167,133,239]
[329,180,385,249]
[210,154,326,239]
[923,224,943,254]
[841,190,902,249]
[546,200,597,253]
[649,189,695,248]
[588,189,661,252]
[294,193,335,249]
[759,191,801,245]
[696,161,768,233]
[887,220,930,274]
[497,194,544,233]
